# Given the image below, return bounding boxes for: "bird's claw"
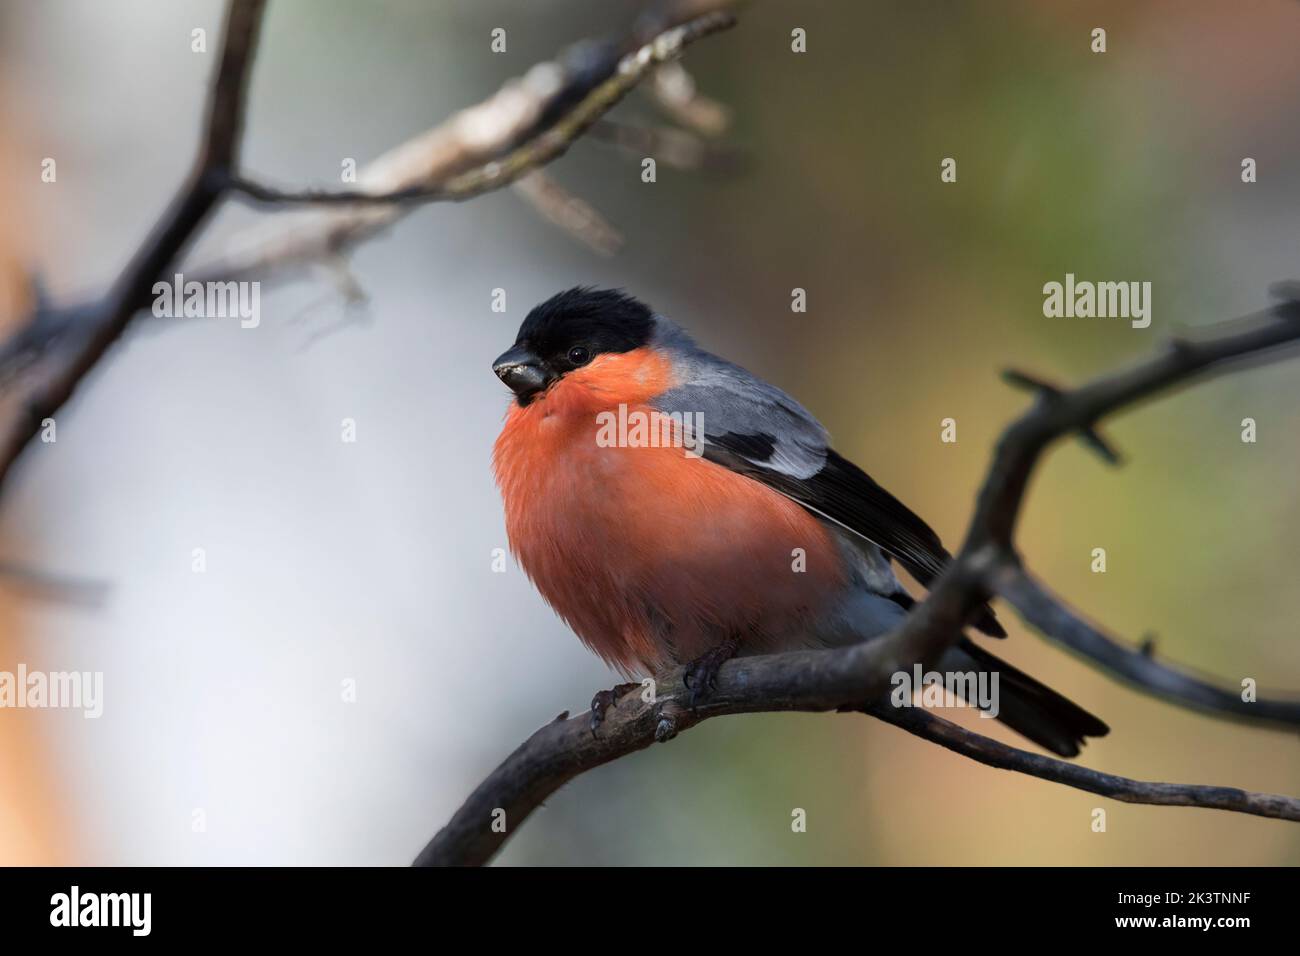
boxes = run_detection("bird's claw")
[589,682,639,736]
[682,638,738,709]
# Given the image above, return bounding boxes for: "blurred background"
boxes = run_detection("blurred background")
[1,0,1298,865]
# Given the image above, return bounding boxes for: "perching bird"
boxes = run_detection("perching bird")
[492,287,1108,756]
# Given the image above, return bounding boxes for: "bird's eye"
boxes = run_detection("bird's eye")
[567,346,591,366]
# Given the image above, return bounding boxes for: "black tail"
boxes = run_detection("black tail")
[938,638,1109,757]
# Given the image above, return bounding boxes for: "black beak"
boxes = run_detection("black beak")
[493,345,552,402]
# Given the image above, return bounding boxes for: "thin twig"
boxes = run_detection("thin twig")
[226,12,737,208]
[993,565,1300,727]
[648,60,731,135]
[864,703,1300,821]
[588,118,745,171]
[0,0,268,494]
[511,171,624,257]
[965,299,1300,552]
[183,2,739,288]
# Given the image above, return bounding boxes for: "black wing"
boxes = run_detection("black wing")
[710,437,1006,638]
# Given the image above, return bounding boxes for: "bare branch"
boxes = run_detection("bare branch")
[0,0,268,494]
[0,561,110,607]
[225,12,737,208]
[648,60,731,135]
[951,295,1300,726]
[993,565,1300,727]
[511,171,624,257]
[174,3,737,294]
[863,703,1300,821]
[414,635,1300,866]
[964,298,1300,553]
[999,369,1122,464]
[588,118,745,171]
[415,589,993,868]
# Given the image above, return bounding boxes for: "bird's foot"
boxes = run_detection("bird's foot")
[682,635,740,709]
[589,682,641,736]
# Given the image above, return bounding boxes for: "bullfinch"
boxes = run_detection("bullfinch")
[492,287,1108,756]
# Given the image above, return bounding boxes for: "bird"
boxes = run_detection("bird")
[491,287,1109,756]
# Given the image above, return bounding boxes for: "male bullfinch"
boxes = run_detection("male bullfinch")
[492,287,1108,756]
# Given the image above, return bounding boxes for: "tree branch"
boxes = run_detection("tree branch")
[226,12,737,208]
[964,295,1300,553]
[955,290,1300,726]
[993,565,1300,727]
[416,583,1001,869]
[0,0,268,494]
[187,1,738,288]
[510,171,624,257]
[863,703,1300,821]
[414,632,1300,866]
